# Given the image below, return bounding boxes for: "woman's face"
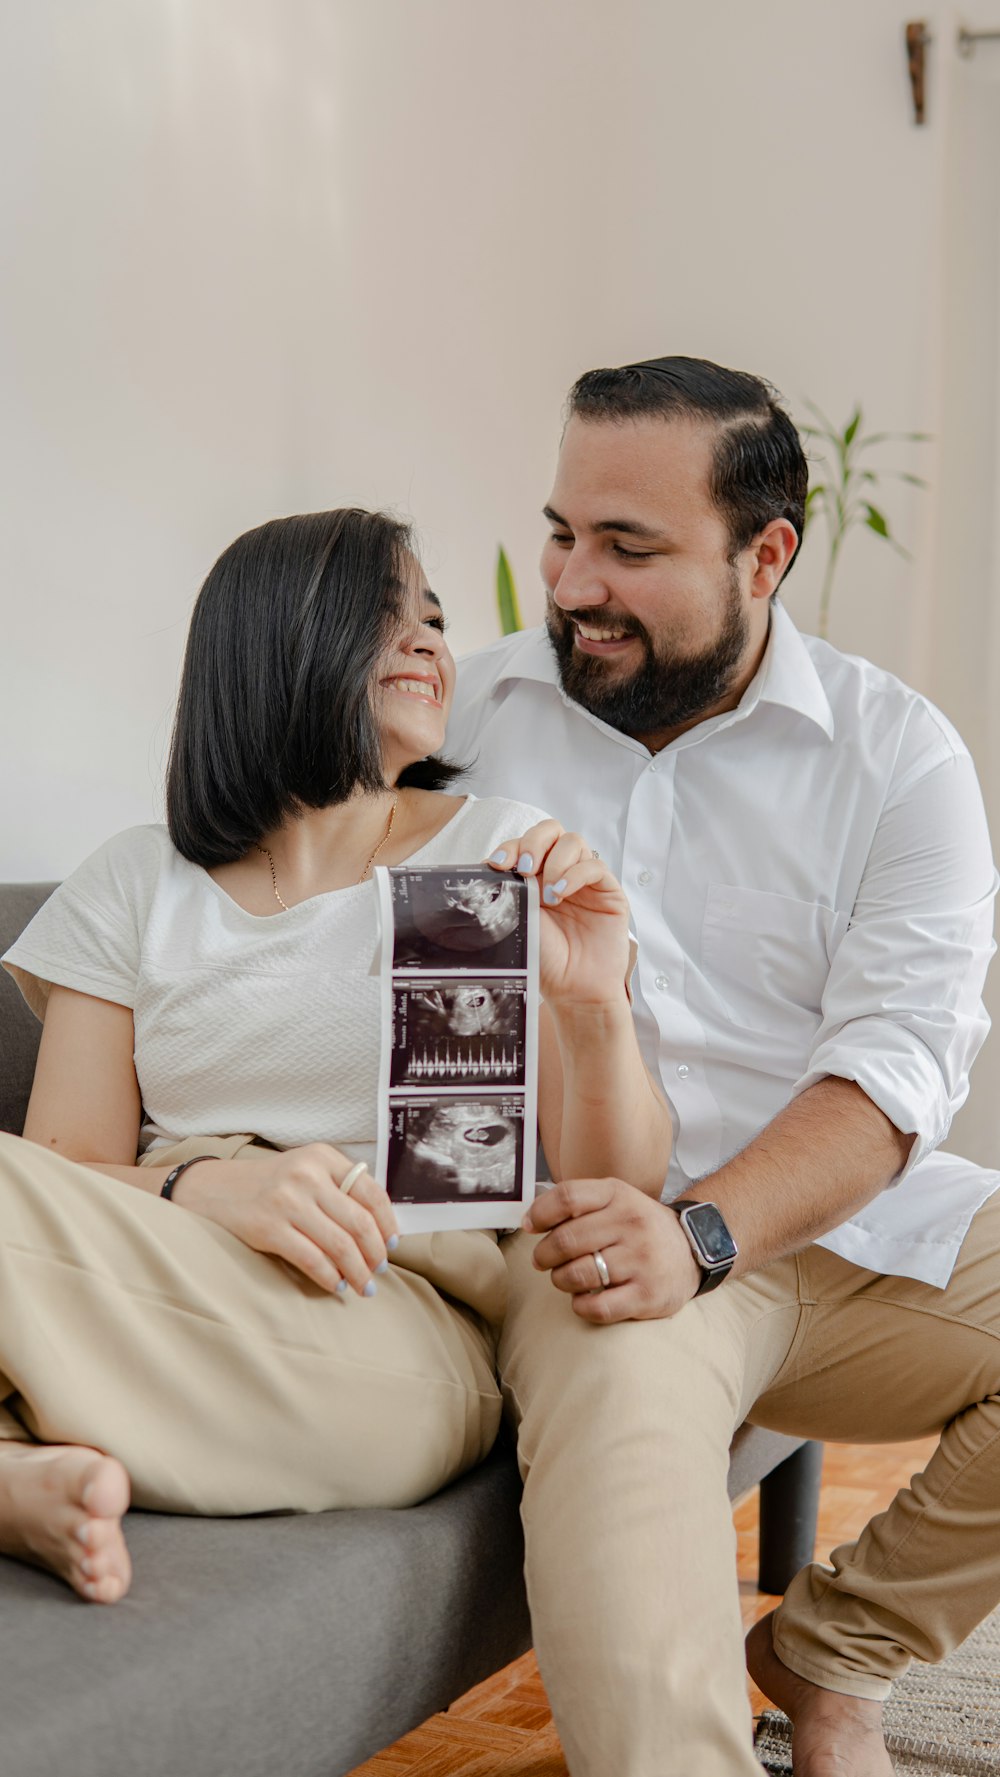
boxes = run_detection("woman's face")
[376,560,456,780]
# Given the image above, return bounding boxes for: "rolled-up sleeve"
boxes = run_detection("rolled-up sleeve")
[793,750,997,1175]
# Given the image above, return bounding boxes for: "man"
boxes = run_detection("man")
[446,357,1000,1777]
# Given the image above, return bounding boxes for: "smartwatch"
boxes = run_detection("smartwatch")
[668,1198,738,1294]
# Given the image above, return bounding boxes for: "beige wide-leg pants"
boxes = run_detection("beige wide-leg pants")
[0,1130,505,1514]
[500,1188,1000,1777]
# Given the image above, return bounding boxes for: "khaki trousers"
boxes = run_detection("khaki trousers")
[499,1187,1000,1777]
[0,1130,505,1513]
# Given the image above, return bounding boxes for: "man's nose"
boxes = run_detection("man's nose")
[549,548,610,611]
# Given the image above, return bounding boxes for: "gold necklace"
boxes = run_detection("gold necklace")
[256,797,398,911]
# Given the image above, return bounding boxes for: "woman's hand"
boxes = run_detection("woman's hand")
[172,1144,399,1297]
[487,820,631,1008]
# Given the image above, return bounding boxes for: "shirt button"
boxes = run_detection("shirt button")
[637,869,653,886]
[648,760,659,773]
[676,1063,690,1079]
[654,974,669,990]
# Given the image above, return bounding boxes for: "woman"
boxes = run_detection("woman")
[0,508,670,1606]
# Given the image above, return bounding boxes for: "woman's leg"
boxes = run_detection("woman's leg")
[0,1131,503,1591]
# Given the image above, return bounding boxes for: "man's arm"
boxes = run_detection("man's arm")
[529,736,995,1320]
[525,1076,912,1322]
[704,1076,913,1275]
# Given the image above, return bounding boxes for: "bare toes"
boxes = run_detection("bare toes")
[79,1456,131,1521]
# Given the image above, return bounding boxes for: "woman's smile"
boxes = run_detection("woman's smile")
[381,671,442,703]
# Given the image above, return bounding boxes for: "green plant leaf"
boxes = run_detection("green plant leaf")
[879,469,930,488]
[856,430,933,452]
[843,406,863,448]
[802,485,827,535]
[496,545,523,635]
[863,503,910,556]
[863,502,891,539]
[801,400,841,447]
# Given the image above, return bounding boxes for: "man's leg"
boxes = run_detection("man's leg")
[499,1229,802,1777]
[746,1188,1000,1770]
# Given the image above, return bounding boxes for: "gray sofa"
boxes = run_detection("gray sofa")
[0,881,821,1777]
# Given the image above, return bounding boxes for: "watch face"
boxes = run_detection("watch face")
[683,1202,737,1266]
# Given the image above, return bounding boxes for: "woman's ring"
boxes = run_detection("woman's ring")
[340,1162,370,1197]
[590,848,600,860]
[593,1249,612,1289]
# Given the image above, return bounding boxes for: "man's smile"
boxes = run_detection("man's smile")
[571,619,640,658]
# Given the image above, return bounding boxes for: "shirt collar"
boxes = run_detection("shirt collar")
[491,601,835,743]
[752,601,834,739]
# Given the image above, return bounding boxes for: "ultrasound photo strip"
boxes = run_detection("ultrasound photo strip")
[389,978,528,1088]
[387,867,529,974]
[386,1096,527,1207]
[373,865,540,1234]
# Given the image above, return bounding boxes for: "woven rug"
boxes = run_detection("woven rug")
[754,1607,1000,1774]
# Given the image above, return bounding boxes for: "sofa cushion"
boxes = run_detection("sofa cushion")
[1,1445,531,1777]
[0,882,54,1134]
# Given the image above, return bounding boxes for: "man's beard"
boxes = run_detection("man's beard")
[544,570,750,737]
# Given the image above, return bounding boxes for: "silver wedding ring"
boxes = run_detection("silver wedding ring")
[590,848,600,860]
[593,1249,612,1289]
[340,1162,369,1197]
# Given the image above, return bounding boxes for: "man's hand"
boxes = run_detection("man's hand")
[523,1177,702,1322]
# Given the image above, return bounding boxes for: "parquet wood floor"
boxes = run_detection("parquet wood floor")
[348,1434,937,1776]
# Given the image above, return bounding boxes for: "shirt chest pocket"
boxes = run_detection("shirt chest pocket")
[700,885,851,1041]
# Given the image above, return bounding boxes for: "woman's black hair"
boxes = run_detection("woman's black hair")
[568,356,808,582]
[166,508,463,866]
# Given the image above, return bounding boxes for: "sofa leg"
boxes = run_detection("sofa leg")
[757,1441,824,1595]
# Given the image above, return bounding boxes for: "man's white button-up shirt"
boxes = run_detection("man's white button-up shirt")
[447,604,1000,1287]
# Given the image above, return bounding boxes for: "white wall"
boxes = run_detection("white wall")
[922,30,1000,1165]
[3,0,999,1148]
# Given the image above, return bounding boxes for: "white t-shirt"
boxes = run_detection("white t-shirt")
[3,795,547,1167]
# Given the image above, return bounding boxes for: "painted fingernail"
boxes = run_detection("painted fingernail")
[521,1214,534,1232]
[488,849,508,865]
[336,1279,349,1295]
[83,1583,99,1601]
[363,1280,378,1298]
[387,1233,400,1251]
[543,879,568,905]
[81,1557,95,1579]
[75,1522,92,1547]
[517,853,534,873]
[375,1259,389,1274]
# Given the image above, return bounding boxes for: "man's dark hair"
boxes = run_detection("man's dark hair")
[567,355,808,581]
[166,508,461,867]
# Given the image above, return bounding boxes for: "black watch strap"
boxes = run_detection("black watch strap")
[669,1197,738,1295]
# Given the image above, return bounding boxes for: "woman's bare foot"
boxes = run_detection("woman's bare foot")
[0,1443,131,1602]
[746,1611,895,1775]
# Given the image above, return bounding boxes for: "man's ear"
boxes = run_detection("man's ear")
[749,520,799,600]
